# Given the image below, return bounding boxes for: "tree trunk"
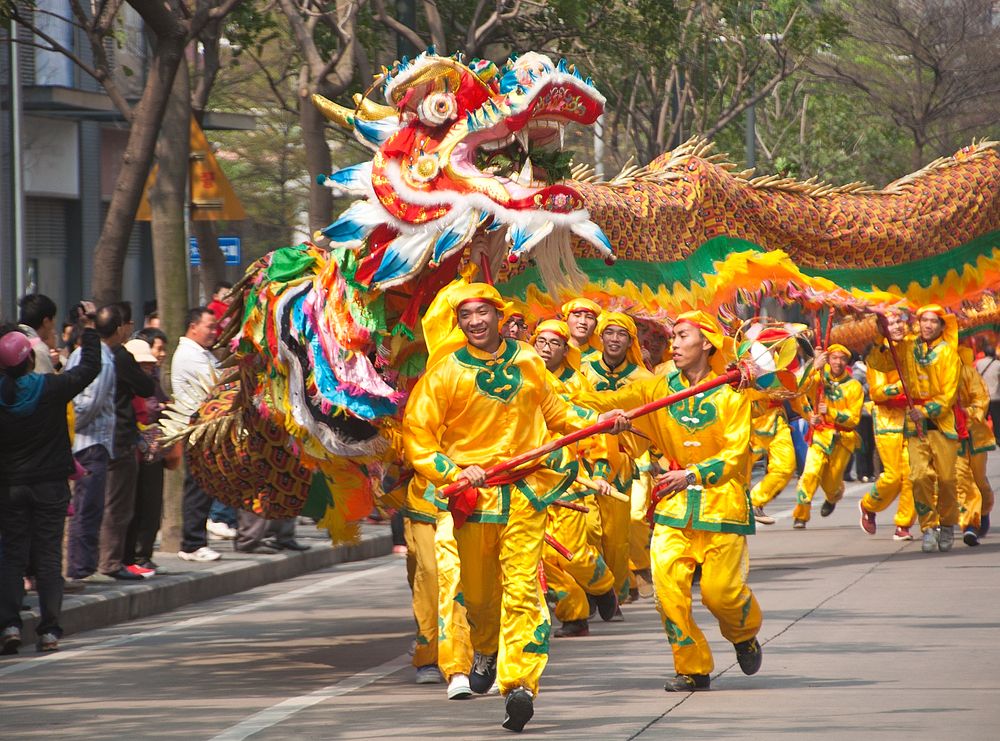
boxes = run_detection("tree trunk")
[90,27,187,306]
[300,89,334,236]
[149,59,192,553]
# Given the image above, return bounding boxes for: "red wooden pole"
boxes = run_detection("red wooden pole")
[440,368,743,498]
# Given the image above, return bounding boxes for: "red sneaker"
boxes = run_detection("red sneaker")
[126,564,155,579]
[893,526,913,541]
[859,501,876,535]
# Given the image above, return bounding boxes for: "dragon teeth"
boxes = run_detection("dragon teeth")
[514,157,534,187]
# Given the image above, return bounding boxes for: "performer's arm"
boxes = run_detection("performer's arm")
[923,347,961,421]
[401,369,462,486]
[833,381,864,429]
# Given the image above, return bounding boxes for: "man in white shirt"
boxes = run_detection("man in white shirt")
[975,348,1000,446]
[170,307,222,562]
[65,305,120,581]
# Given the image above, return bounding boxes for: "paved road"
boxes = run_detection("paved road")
[3,479,999,740]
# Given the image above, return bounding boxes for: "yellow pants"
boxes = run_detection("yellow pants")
[958,451,995,530]
[651,525,762,676]
[404,517,473,677]
[908,431,959,530]
[453,491,549,696]
[584,494,603,548]
[597,490,632,601]
[860,432,915,527]
[544,506,615,622]
[793,441,853,523]
[750,424,796,507]
[629,469,652,572]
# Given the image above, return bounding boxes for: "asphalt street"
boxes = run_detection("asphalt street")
[2,476,999,740]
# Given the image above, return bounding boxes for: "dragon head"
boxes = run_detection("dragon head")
[313,50,613,289]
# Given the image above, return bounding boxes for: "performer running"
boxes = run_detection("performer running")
[869,305,961,552]
[791,345,864,528]
[858,310,916,539]
[530,319,618,637]
[581,312,654,612]
[955,346,995,546]
[402,283,625,732]
[580,311,763,692]
[748,394,796,525]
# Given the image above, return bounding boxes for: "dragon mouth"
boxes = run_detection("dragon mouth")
[450,77,604,202]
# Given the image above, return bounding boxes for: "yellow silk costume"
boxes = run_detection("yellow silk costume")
[859,364,915,527]
[956,356,996,531]
[579,331,762,677]
[748,396,796,508]
[793,366,864,522]
[867,309,961,531]
[581,312,654,601]
[403,329,597,697]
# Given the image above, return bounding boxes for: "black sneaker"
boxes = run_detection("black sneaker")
[595,588,618,622]
[586,594,598,620]
[502,687,534,732]
[963,528,980,547]
[554,619,589,638]
[820,500,836,517]
[469,651,498,694]
[664,673,710,692]
[0,626,21,655]
[735,637,763,675]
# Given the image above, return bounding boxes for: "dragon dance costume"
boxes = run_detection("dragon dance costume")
[792,346,865,525]
[579,311,762,681]
[868,306,961,546]
[402,283,598,698]
[581,312,654,603]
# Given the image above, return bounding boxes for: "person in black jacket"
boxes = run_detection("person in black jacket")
[0,321,101,654]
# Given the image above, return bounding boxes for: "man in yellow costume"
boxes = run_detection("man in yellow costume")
[858,310,916,540]
[531,319,619,637]
[869,305,961,553]
[791,345,864,528]
[581,312,655,613]
[579,311,762,692]
[561,297,602,361]
[747,395,796,525]
[402,283,626,732]
[955,346,995,547]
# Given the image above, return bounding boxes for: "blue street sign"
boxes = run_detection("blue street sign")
[189,236,242,266]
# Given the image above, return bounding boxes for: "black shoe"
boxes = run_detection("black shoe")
[963,528,980,547]
[502,687,534,732]
[276,540,311,551]
[554,619,589,638]
[595,588,618,622]
[469,651,498,694]
[735,637,763,675]
[234,544,281,554]
[980,514,991,538]
[586,594,598,620]
[137,560,159,570]
[664,673,710,692]
[820,500,836,517]
[1,627,21,655]
[107,568,143,581]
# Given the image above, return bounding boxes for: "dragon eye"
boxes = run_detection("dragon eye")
[417,92,458,127]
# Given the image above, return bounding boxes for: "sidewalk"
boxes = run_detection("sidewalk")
[16,521,396,645]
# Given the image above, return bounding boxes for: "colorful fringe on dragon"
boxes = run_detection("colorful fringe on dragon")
[162,49,1000,543]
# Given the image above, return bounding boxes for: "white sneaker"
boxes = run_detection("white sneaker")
[447,673,473,699]
[178,546,222,562]
[921,528,939,553]
[415,664,443,684]
[207,521,237,539]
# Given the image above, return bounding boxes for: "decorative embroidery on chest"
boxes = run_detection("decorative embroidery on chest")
[475,359,522,402]
[668,393,717,432]
[824,379,845,401]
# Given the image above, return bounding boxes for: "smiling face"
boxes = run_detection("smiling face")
[567,309,598,346]
[671,322,712,373]
[457,300,502,352]
[601,325,632,368]
[885,310,907,342]
[828,351,849,377]
[919,311,944,343]
[534,330,569,372]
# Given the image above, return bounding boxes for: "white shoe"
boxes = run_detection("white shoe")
[447,673,473,699]
[207,521,237,539]
[415,665,443,684]
[178,546,222,562]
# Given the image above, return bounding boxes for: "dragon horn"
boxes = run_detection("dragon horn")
[311,94,355,130]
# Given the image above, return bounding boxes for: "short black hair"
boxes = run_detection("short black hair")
[18,294,57,329]
[95,304,124,339]
[115,301,133,324]
[135,326,168,346]
[186,306,213,329]
[213,281,233,293]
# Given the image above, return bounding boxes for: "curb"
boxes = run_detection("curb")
[17,529,394,645]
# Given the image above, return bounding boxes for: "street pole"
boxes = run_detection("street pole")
[594,113,605,180]
[745,99,756,170]
[9,20,26,302]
